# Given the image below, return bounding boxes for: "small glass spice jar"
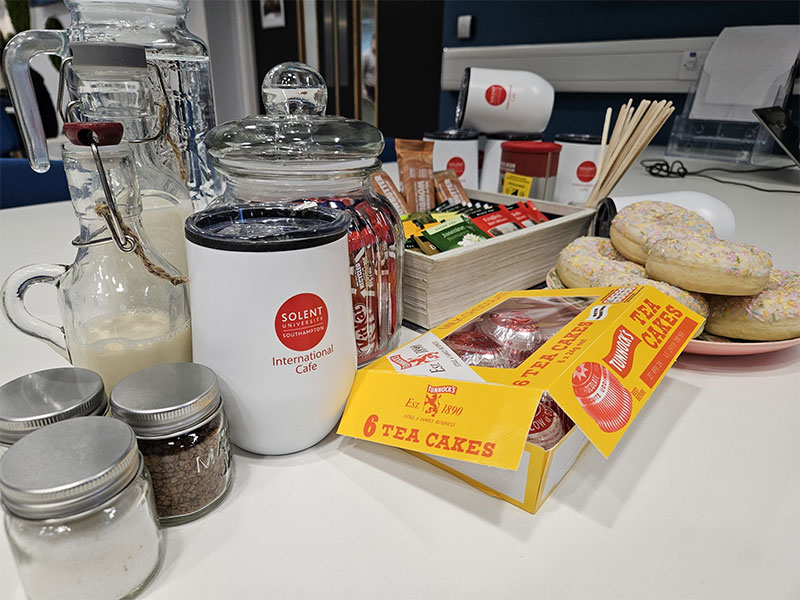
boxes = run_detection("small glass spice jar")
[109,362,233,525]
[0,367,108,457]
[0,417,163,600]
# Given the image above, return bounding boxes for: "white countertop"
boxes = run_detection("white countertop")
[1,150,799,599]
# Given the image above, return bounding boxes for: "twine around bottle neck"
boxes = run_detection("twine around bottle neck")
[93,203,187,286]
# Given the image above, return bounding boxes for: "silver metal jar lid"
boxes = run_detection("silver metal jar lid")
[0,367,107,445]
[109,363,221,438]
[0,416,140,519]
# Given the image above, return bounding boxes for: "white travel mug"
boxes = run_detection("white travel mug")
[455,67,554,135]
[423,129,480,189]
[553,134,602,205]
[185,203,357,455]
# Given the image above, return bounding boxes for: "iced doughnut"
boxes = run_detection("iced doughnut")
[589,270,709,333]
[610,201,716,264]
[705,270,800,341]
[646,237,772,296]
[556,236,645,288]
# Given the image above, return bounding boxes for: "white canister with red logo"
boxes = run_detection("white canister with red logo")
[553,134,601,206]
[455,67,554,135]
[185,203,357,455]
[423,129,479,189]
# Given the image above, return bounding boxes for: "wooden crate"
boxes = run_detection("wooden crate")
[402,190,595,329]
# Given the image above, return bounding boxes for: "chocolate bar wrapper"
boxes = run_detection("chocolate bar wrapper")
[396,139,435,213]
[371,171,409,216]
[433,169,470,206]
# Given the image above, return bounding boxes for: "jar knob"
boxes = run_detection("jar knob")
[261,62,328,116]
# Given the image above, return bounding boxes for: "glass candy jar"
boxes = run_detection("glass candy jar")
[109,363,233,525]
[1,134,192,392]
[204,62,403,365]
[0,417,163,600]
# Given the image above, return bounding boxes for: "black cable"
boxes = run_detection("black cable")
[640,159,799,194]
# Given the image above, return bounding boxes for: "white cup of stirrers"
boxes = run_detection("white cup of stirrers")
[585,99,676,208]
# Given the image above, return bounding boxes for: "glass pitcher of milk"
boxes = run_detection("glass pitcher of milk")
[1,139,192,392]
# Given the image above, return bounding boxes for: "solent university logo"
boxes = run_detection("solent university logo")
[274,293,328,352]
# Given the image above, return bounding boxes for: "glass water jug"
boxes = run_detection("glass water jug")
[1,126,192,392]
[204,62,403,366]
[2,0,217,207]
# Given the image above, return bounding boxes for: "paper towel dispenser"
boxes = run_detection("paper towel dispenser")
[667,25,800,165]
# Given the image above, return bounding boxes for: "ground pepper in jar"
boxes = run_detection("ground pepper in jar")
[136,408,231,520]
[110,362,233,525]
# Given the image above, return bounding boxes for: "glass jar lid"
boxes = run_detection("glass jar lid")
[0,368,107,445]
[185,202,350,252]
[109,363,221,438]
[204,62,384,172]
[0,417,140,519]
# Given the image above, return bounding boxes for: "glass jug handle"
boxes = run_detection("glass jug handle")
[1,263,70,360]
[2,29,69,173]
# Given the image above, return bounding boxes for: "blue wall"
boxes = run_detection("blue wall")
[438,1,800,143]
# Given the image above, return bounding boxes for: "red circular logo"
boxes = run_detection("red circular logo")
[446,156,466,176]
[274,293,328,351]
[484,85,507,106]
[576,161,597,183]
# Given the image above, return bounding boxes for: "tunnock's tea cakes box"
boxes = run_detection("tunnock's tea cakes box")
[338,286,703,513]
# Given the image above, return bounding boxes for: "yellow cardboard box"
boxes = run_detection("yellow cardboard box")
[338,286,703,513]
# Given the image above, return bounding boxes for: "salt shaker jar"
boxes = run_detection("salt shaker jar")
[0,367,107,457]
[0,417,163,600]
[203,62,403,366]
[109,362,232,524]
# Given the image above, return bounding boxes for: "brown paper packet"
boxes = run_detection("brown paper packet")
[371,171,409,215]
[395,139,435,213]
[433,169,470,206]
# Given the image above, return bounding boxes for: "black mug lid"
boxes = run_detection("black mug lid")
[454,67,472,129]
[591,197,617,237]
[423,128,479,140]
[486,131,543,141]
[554,133,602,145]
[185,203,350,252]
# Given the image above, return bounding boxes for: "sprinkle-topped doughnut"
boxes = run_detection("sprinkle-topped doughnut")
[589,270,709,324]
[646,237,772,296]
[610,201,716,264]
[556,237,645,288]
[706,270,800,341]
[554,236,708,333]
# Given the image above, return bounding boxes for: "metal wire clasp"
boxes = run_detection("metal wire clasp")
[63,122,137,253]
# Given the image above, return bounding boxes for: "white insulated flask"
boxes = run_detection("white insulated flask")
[185,204,357,454]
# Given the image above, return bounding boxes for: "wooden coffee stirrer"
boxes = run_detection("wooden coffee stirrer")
[585,99,676,209]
